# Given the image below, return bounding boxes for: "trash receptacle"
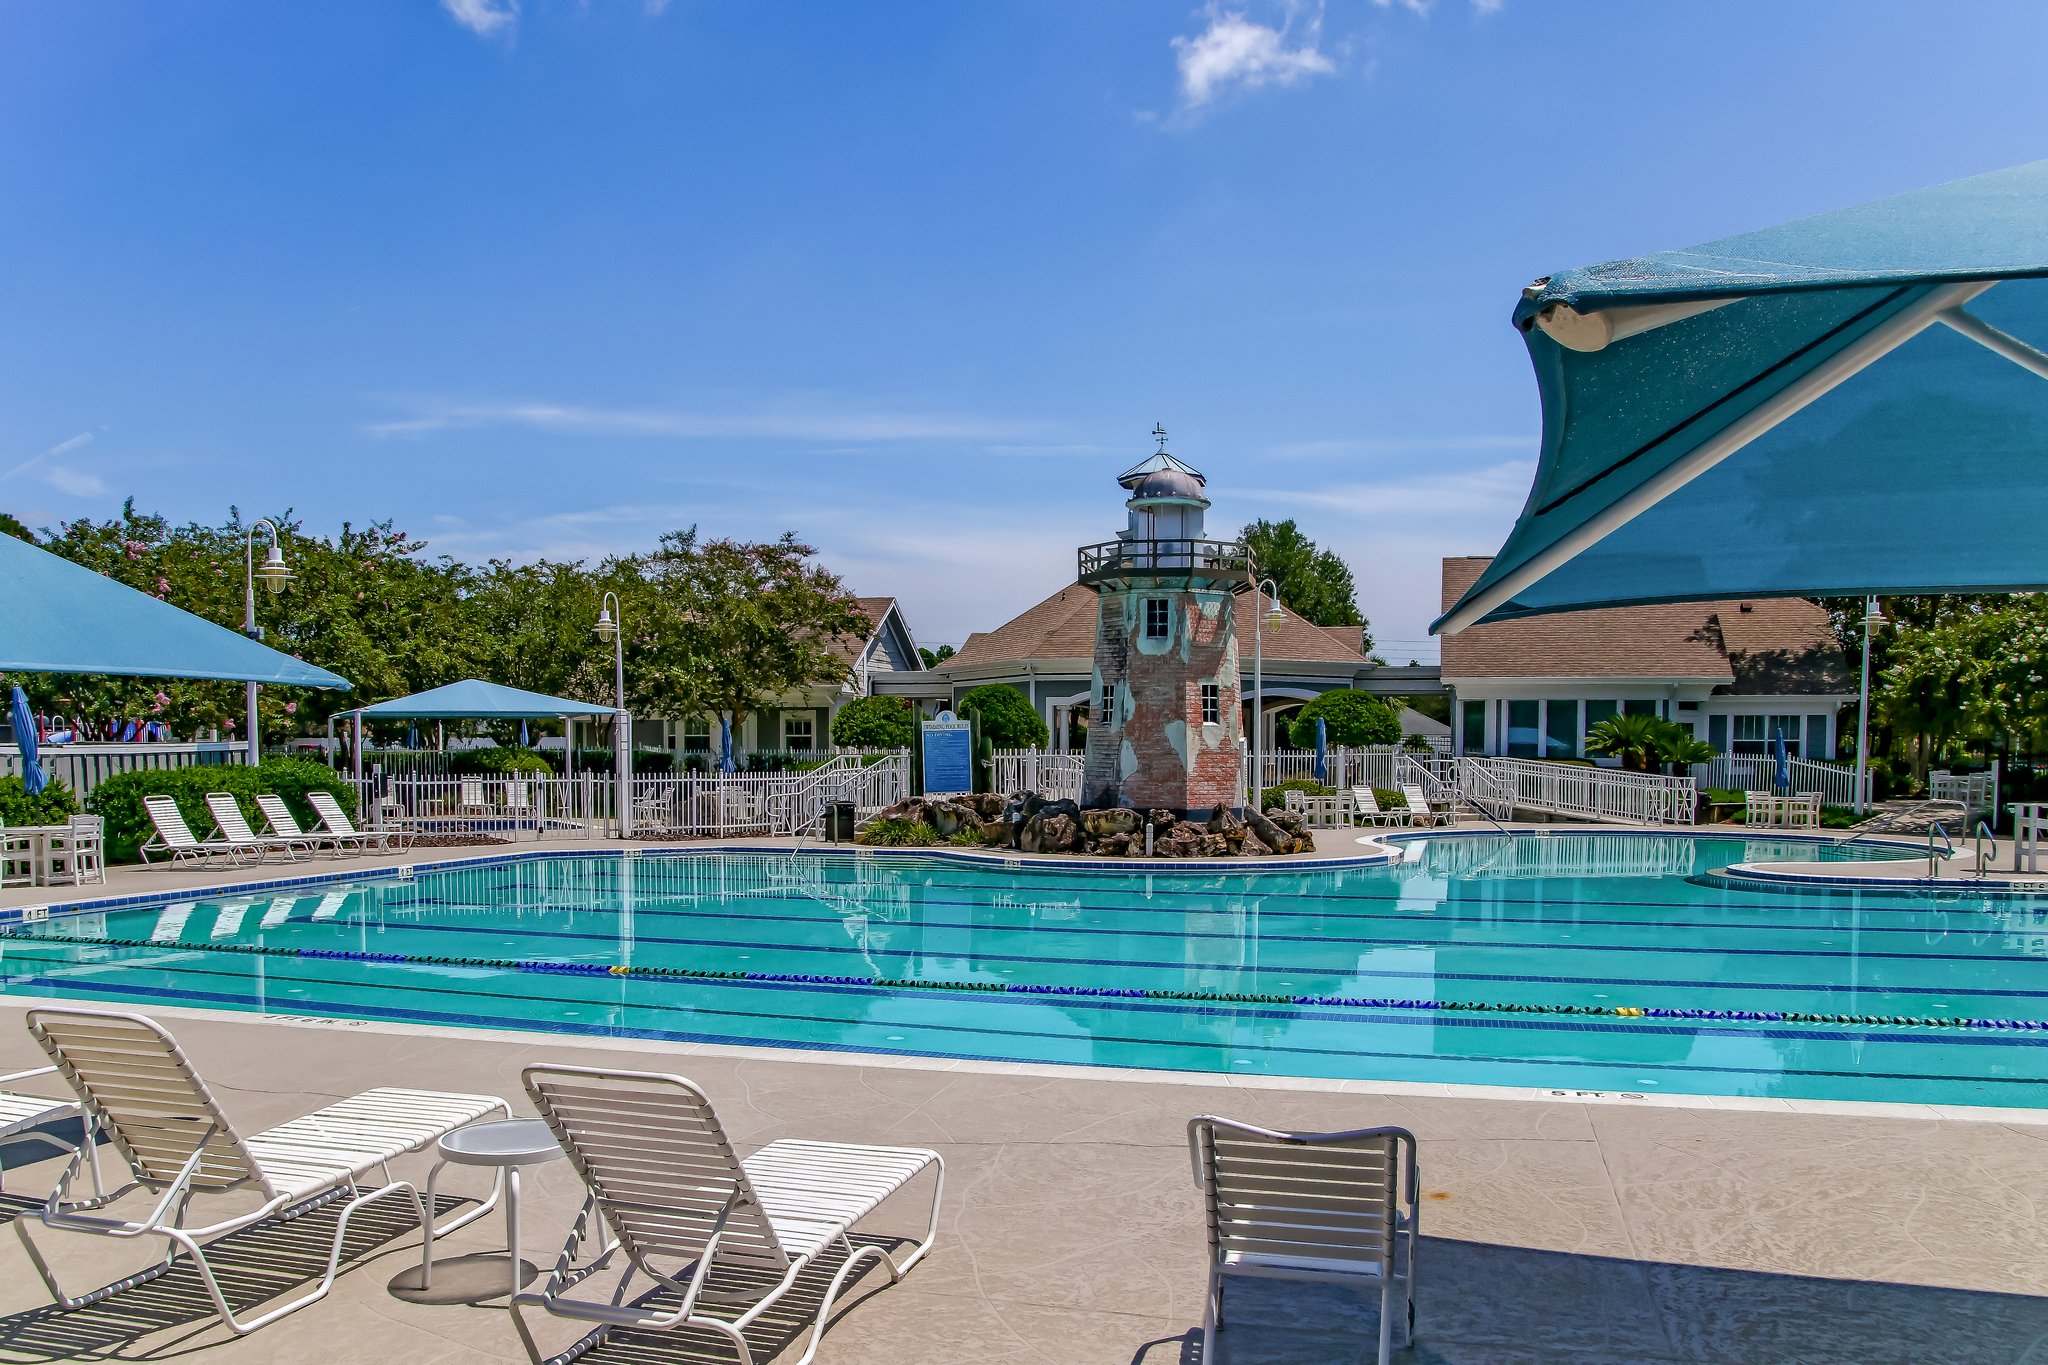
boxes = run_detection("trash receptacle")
[826,801,857,842]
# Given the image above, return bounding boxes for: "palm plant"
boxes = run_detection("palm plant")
[1583,713,1666,772]
[1650,725,1716,774]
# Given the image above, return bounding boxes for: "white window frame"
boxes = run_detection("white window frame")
[1200,682,1220,725]
[1100,682,1118,727]
[781,715,816,750]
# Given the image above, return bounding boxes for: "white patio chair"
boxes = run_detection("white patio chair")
[512,1064,944,1365]
[1282,788,1309,815]
[255,794,345,857]
[204,792,309,862]
[139,795,237,865]
[307,790,409,852]
[1743,790,1783,828]
[1399,783,1451,828]
[60,815,105,885]
[17,1007,507,1336]
[1189,1115,1419,1365]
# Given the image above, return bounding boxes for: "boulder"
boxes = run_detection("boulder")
[1146,809,1177,834]
[971,792,1008,820]
[1205,806,1248,851]
[1245,807,1290,853]
[1081,807,1140,839]
[1196,833,1232,858]
[1093,831,1133,857]
[1020,810,1082,855]
[929,800,983,837]
[1240,828,1273,857]
[979,820,1013,847]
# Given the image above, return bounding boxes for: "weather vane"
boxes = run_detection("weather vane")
[1152,421,1168,453]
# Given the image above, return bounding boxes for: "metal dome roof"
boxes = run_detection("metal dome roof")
[1126,466,1211,506]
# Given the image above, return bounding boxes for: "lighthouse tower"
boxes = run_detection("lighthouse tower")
[1077,427,1252,814]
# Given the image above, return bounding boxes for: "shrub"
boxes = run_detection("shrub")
[831,695,915,749]
[947,828,984,846]
[1286,691,1398,748]
[449,746,555,775]
[1260,778,1334,812]
[0,776,79,826]
[957,685,1049,749]
[856,817,940,847]
[88,758,357,864]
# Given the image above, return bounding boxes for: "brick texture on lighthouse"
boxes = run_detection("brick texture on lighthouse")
[1081,585,1243,813]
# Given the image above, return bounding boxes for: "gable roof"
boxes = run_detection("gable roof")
[950,584,1370,669]
[824,596,922,670]
[1439,557,1848,691]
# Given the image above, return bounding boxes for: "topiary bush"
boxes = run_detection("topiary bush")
[0,776,79,826]
[1286,690,1399,748]
[88,758,358,864]
[957,684,1049,749]
[831,695,915,748]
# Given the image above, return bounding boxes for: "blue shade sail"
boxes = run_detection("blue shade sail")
[0,533,348,688]
[356,679,619,719]
[1436,160,2048,633]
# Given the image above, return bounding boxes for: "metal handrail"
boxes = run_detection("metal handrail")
[1976,820,1999,878]
[1928,822,1954,878]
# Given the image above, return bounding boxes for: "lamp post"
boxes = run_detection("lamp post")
[242,518,294,765]
[594,592,632,835]
[1854,596,1885,814]
[1250,577,1284,814]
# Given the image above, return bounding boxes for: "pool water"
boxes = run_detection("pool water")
[4,836,2045,1107]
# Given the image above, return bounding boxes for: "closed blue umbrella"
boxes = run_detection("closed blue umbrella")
[719,716,737,772]
[407,723,418,749]
[519,719,529,748]
[1313,716,1329,785]
[10,686,45,796]
[1773,728,1792,792]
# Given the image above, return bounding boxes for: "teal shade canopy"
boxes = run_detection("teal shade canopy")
[1436,160,2048,633]
[356,679,620,720]
[0,533,348,688]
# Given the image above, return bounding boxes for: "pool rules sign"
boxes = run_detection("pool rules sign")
[921,710,973,796]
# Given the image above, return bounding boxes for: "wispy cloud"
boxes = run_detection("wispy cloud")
[366,400,1040,444]
[2,431,105,498]
[1171,3,1335,111]
[442,0,518,39]
[1372,0,1504,16]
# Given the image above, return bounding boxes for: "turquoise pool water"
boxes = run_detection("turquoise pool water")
[3,835,2045,1107]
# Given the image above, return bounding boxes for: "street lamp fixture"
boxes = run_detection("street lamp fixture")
[1854,596,1886,814]
[595,592,631,835]
[1251,577,1283,815]
[242,518,291,765]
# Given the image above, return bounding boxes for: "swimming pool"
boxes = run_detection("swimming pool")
[3,835,2045,1107]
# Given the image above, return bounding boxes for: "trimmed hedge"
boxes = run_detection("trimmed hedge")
[87,758,358,864]
[831,695,915,748]
[1286,690,1399,748]
[0,775,79,826]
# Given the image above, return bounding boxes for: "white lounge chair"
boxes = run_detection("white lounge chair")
[1350,788,1406,828]
[459,779,489,817]
[255,794,345,857]
[1399,783,1451,828]
[1189,1115,1419,1365]
[512,1064,944,1365]
[0,1065,97,1198]
[306,790,408,853]
[17,1007,507,1336]
[138,795,237,865]
[204,792,309,862]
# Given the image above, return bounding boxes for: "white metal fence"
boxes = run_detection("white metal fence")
[630,752,910,838]
[0,742,247,798]
[1460,756,1696,825]
[990,749,1085,801]
[1691,754,1868,808]
[353,773,613,841]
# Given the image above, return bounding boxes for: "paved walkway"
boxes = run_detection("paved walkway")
[0,1006,2044,1364]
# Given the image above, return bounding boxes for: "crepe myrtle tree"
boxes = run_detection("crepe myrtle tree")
[613,529,869,746]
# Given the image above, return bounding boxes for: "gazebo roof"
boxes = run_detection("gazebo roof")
[356,679,618,720]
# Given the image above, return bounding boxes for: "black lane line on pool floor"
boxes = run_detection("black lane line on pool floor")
[7,958,2046,1092]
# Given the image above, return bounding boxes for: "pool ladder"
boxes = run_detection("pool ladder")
[1927,822,1954,879]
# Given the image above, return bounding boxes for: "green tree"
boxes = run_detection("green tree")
[0,511,34,543]
[1241,518,1370,643]
[919,644,956,669]
[957,684,1048,748]
[616,529,868,741]
[1585,713,1667,772]
[1286,690,1399,747]
[1877,597,2048,780]
[831,695,915,748]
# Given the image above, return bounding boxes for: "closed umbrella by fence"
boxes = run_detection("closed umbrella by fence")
[10,685,45,796]
[1313,717,1329,785]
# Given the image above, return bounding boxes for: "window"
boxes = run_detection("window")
[1623,699,1661,718]
[1461,700,1487,755]
[1100,683,1118,727]
[1805,714,1830,761]
[1506,700,1540,758]
[1708,714,1729,752]
[1584,699,1617,732]
[1733,714,1807,757]
[1544,700,1580,758]
[1144,598,1170,639]
[682,716,712,752]
[1200,683,1220,725]
[782,716,815,750]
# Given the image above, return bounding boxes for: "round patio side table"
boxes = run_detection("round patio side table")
[419,1118,564,1302]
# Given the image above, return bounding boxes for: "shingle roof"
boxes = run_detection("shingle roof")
[950,584,1369,669]
[1438,557,1849,692]
[823,596,901,667]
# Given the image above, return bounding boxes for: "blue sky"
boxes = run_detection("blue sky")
[3,2,2046,661]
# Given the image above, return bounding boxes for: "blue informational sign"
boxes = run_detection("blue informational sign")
[921,711,974,795]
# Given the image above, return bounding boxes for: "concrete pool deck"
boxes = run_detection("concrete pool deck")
[0,1003,2045,1364]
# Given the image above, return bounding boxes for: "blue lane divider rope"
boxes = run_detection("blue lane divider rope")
[4,929,2044,1033]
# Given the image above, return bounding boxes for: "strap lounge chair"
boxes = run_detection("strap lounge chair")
[1188,1115,1419,1365]
[204,792,310,862]
[459,780,489,817]
[255,794,345,857]
[0,1065,97,1199]
[307,789,411,852]
[138,795,237,865]
[1399,783,1452,828]
[17,1008,507,1336]
[513,1065,944,1365]
[1349,788,1406,828]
